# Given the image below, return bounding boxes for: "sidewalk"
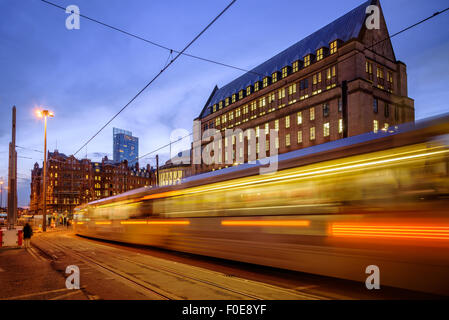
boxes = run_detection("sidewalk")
[0,245,86,300]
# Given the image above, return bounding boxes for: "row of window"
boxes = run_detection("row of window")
[210,41,340,114]
[207,68,338,132]
[366,60,394,93]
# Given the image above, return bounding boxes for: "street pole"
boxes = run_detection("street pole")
[7,106,17,229]
[43,115,47,232]
[156,154,159,186]
[36,109,54,232]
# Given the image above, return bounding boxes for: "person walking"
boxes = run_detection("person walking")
[23,223,33,248]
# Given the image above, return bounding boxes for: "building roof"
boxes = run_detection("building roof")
[199,0,372,119]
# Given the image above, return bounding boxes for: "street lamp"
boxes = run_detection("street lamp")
[36,109,54,232]
[0,179,4,210]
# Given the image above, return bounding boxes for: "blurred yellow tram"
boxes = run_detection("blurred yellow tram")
[75,115,449,295]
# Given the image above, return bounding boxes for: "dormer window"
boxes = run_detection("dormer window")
[272,71,279,83]
[246,85,253,96]
[254,81,261,92]
[225,97,230,106]
[239,89,245,100]
[232,94,237,103]
[292,61,300,73]
[316,48,324,61]
[330,40,338,54]
[219,101,223,109]
[282,67,289,78]
[263,76,271,88]
[213,104,217,113]
[304,55,311,67]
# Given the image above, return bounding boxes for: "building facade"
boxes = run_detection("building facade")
[113,128,139,166]
[193,0,414,174]
[29,150,155,216]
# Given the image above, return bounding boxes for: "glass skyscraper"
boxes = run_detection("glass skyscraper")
[113,128,139,166]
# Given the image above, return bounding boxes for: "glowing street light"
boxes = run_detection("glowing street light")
[36,109,54,232]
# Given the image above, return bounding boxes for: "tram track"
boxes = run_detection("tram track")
[34,234,326,300]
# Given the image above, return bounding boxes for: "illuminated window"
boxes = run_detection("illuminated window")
[285,116,290,128]
[330,40,337,54]
[263,77,269,88]
[313,72,322,85]
[254,82,260,92]
[239,90,244,100]
[275,137,279,149]
[275,119,279,131]
[384,123,389,130]
[243,105,249,114]
[229,111,234,121]
[282,67,288,78]
[236,108,241,117]
[268,92,276,103]
[213,104,217,113]
[297,111,303,125]
[316,48,324,61]
[272,72,278,83]
[215,117,221,126]
[297,131,303,144]
[239,132,243,143]
[288,84,297,95]
[246,86,252,96]
[256,126,260,138]
[222,114,227,123]
[219,101,223,109]
[292,61,299,73]
[339,119,343,133]
[286,134,291,147]
[304,55,311,67]
[232,94,236,103]
[278,88,285,100]
[324,122,330,137]
[260,97,266,107]
[366,61,373,80]
[225,97,230,106]
[377,67,384,79]
[265,123,269,135]
[310,107,315,121]
[373,120,379,132]
[310,127,316,140]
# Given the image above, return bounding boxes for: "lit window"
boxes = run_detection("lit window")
[373,120,379,132]
[254,82,260,92]
[297,131,303,143]
[268,92,276,103]
[366,61,373,80]
[215,117,221,126]
[213,104,217,112]
[330,40,337,54]
[272,72,278,83]
[288,84,297,95]
[282,67,288,78]
[310,127,316,140]
[275,119,279,131]
[377,67,384,79]
[278,88,285,99]
[304,55,311,67]
[384,123,389,130]
[263,77,269,88]
[236,108,241,117]
[316,48,324,61]
[265,123,269,135]
[246,86,252,96]
[275,137,279,149]
[232,94,236,103]
[339,119,343,133]
[222,114,227,123]
[229,111,234,121]
[239,90,244,100]
[225,97,230,106]
[285,116,290,128]
[324,122,330,137]
[310,107,315,121]
[286,134,291,147]
[292,61,299,73]
[219,101,223,109]
[297,111,303,125]
[256,126,260,138]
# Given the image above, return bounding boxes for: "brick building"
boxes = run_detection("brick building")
[193,0,414,174]
[29,150,155,216]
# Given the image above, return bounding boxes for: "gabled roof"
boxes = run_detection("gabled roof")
[199,0,372,119]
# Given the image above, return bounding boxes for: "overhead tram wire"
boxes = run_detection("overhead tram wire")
[133,6,449,164]
[70,0,237,156]
[40,0,261,77]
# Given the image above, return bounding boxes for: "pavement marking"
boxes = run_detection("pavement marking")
[3,288,69,300]
[30,248,48,262]
[49,290,83,300]
[26,248,41,262]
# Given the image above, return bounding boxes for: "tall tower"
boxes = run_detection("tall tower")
[113,128,139,166]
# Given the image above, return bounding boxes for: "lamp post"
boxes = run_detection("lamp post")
[36,109,54,232]
[0,179,3,209]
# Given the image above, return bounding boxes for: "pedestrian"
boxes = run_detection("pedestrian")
[23,223,33,248]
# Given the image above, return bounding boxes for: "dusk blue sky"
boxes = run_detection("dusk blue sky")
[1,0,448,207]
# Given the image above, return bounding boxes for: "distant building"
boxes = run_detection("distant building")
[113,128,139,166]
[29,150,155,216]
[193,0,414,174]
